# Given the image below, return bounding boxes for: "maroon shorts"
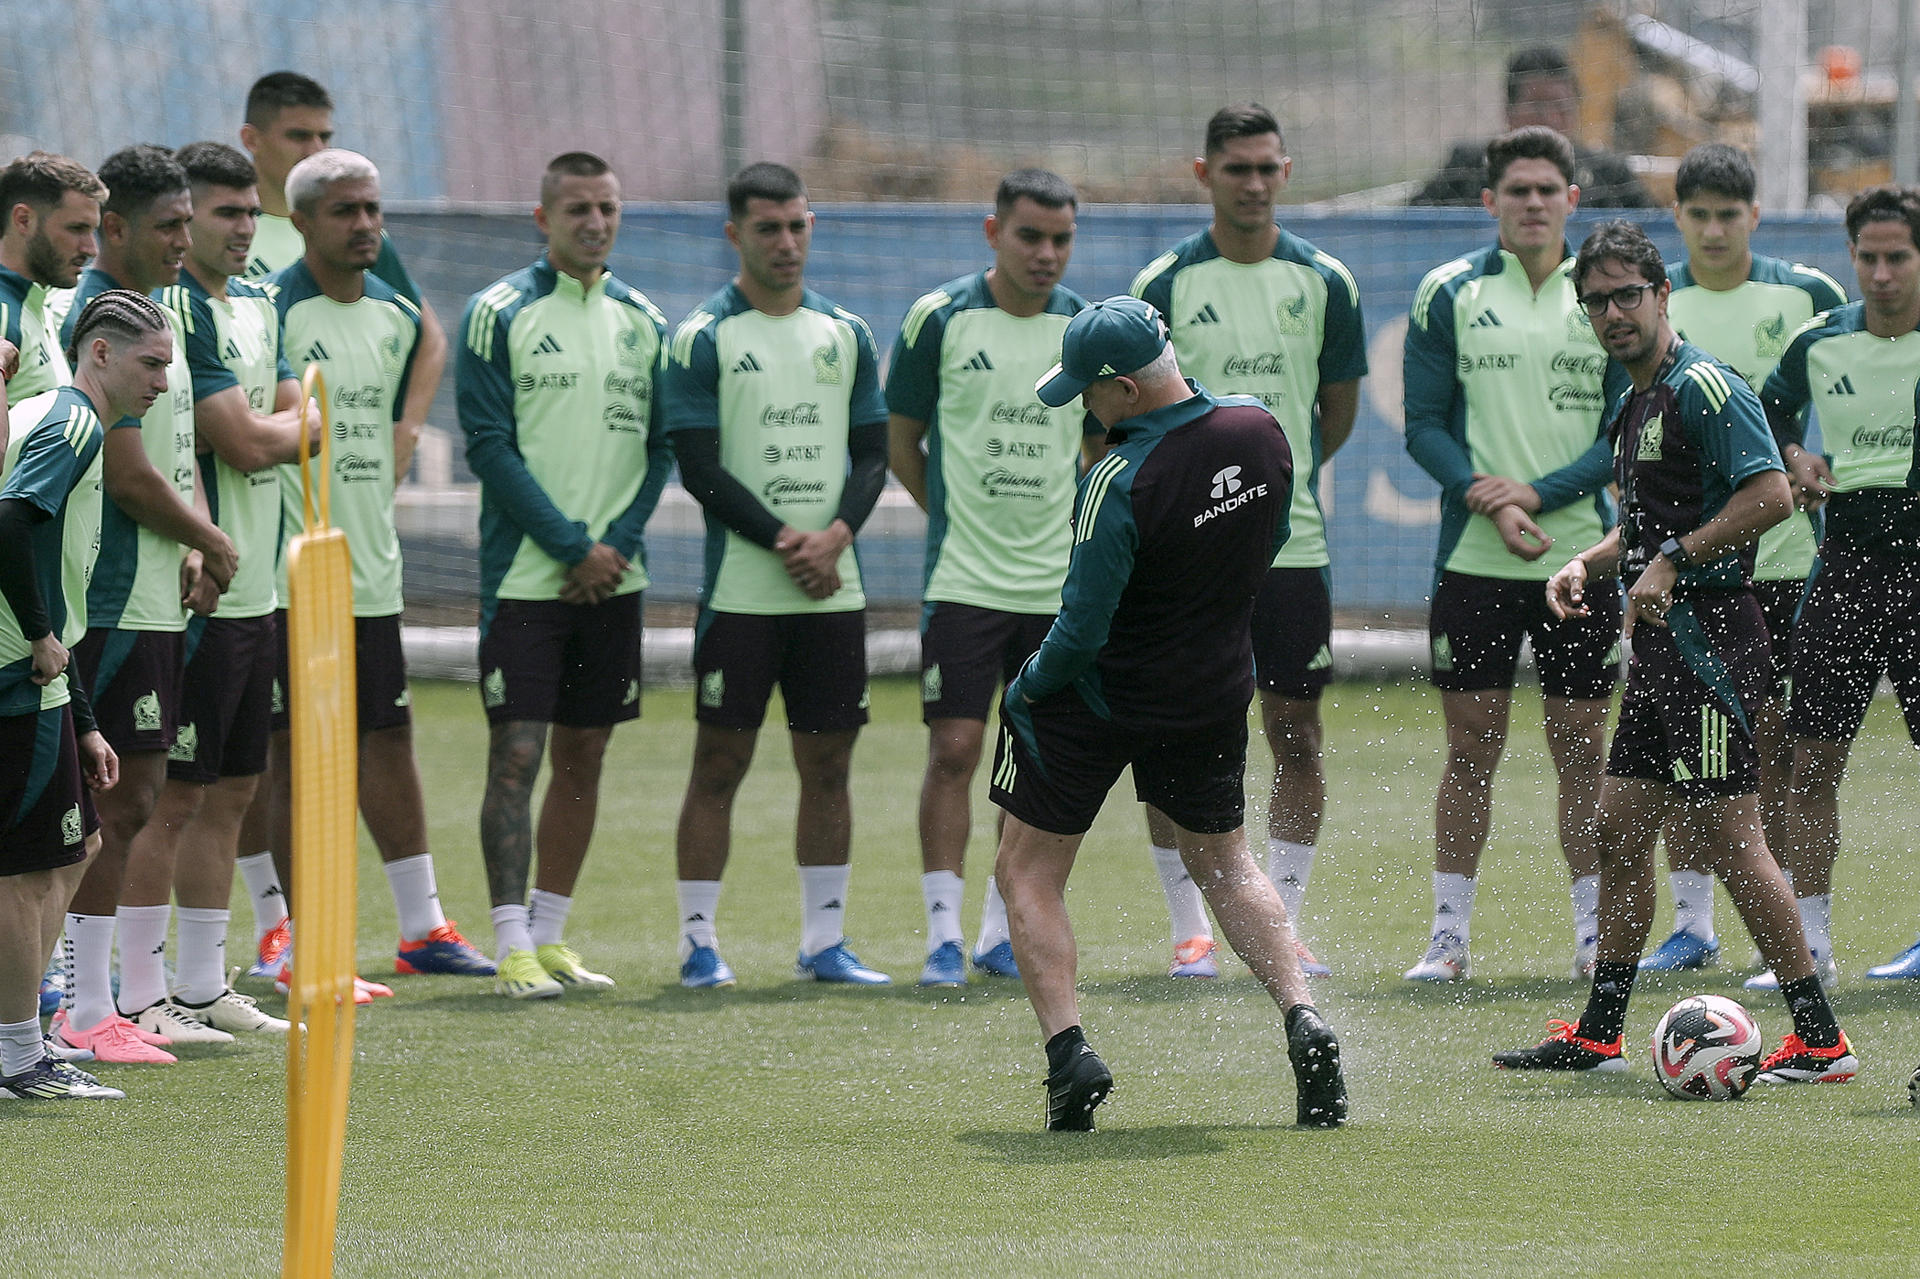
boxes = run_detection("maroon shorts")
[1788,546,1920,745]
[169,614,277,783]
[1428,570,1621,699]
[919,602,1052,723]
[0,705,98,875]
[990,691,1249,837]
[692,610,868,733]
[70,627,184,754]
[276,610,412,737]
[1607,592,1770,797]
[1251,566,1334,700]
[479,594,643,728]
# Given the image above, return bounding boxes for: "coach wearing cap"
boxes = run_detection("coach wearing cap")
[986,295,1349,1132]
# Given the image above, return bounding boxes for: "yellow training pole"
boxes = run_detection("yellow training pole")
[283,365,358,1279]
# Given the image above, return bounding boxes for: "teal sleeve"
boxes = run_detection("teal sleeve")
[456,296,594,565]
[1684,375,1783,490]
[603,333,674,564]
[1317,264,1368,384]
[1761,330,1816,447]
[1403,285,1473,499]
[1132,262,1174,320]
[1805,275,1848,312]
[1012,473,1135,712]
[178,291,240,400]
[850,315,887,428]
[1,415,90,516]
[883,306,943,421]
[662,324,720,436]
[371,234,421,306]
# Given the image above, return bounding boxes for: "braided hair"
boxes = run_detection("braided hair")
[65,287,172,367]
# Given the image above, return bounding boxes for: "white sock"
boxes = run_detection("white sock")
[1570,874,1600,946]
[114,904,172,1015]
[489,904,533,959]
[236,851,287,941]
[174,907,231,1005]
[799,863,850,957]
[63,914,116,1031]
[676,880,722,956]
[1150,844,1212,945]
[1800,892,1833,957]
[974,876,1010,955]
[528,889,572,948]
[1433,871,1475,942]
[0,1017,44,1076]
[1670,870,1716,939]
[921,871,964,950]
[1266,837,1316,922]
[383,854,447,942]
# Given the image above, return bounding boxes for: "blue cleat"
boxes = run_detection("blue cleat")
[972,940,1020,979]
[394,921,497,976]
[1639,929,1721,972]
[38,974,64,1018]
[916,940,967,988]
[680,938,737,989]
[1867,937,1920,980]
[796,940,891,985]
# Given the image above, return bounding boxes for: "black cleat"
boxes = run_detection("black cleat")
[1286,1005,1348,1127]
[1491,1019,1627,1072]
[1044,1042,1113,1131]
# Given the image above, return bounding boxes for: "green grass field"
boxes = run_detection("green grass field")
[18,676,1920,1276]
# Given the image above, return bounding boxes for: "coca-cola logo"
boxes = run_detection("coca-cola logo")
[604,371,650,398]
[1852,423,1916,449]
[761,403,821,428]
[988,401,1052,426]
[1222,352,1286,378]
[1551,351,1607,377]
[334,384,385,409]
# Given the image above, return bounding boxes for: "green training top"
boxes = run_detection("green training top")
[1668,254,1847,581]
[270,261,421,617]
[0,265,72,399]
[245,214,421,304]
[1130,227,1367,568]
[663,284,886,616]
[160,271,296,619]
[0,387,106,714]
[1404,243,1619,581]
[458,256,672,631]
[885,271,1089,615]
[60,268,195,632]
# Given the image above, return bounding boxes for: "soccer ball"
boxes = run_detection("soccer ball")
[1650,994,1762,1100]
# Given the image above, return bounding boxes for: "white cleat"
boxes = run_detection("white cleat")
[1745,948,1838,992]
[172,988,290,1035]
[131,1000,236,1045]
[1404,930,1470,982]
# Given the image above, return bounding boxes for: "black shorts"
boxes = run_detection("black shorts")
[71,627,184,754]
[1750,576,1807,699]
[1789,545,1920,745]
[276,610,413,737]
[168,614,277,783]
[1251,566,1334,700]
[693,610,868,733]
[989,692,1249,836]
[1428,570,1622,699]
[1607,592,1771,798]
[920,603,1052,723]
[480,594,643,728]
[0,705,97,875]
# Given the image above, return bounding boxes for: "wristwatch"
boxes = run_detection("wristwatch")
[1657,535,1692,569]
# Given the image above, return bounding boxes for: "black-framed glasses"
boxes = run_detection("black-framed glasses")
[1577,283,1657,317]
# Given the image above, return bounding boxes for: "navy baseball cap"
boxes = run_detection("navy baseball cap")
[1034,296,1170,407]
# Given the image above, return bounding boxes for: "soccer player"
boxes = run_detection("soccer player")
[1129,104,1365,979]
[127,141,321,1040]
[459,152,670,999]
[0,152,102,400]
[886,168,1095,987]
[1759,185,1920,986]
[1638,143,1847,973]
[1495,221,1856,1085]
[663,162,891,987]
[991,297,1346,1130]
[234,70,448,961]
[0,289,182,1099]
[52,146,244,1064]
[267,149,490,993]
[1402,126,1622,982]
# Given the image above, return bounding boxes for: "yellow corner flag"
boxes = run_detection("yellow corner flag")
[284,365,358,1279]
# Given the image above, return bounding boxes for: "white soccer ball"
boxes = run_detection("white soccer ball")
[1651,994,1763,1100]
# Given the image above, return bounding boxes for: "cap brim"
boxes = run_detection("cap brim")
[1035,362,1087,408]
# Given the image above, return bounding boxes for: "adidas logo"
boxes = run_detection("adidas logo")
[685,912,708,923]
[1468,309,1502,328]
[532,334,564,356]
[821,898,843,910]
[1188,303,1221,325]
[732,352,764,374]
[1437,902,1455,915]
[222,339,242,361]
[962,350,995,371]
[302,341,330,362]
[1827,374,1857,396]
[931,902,951,912]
